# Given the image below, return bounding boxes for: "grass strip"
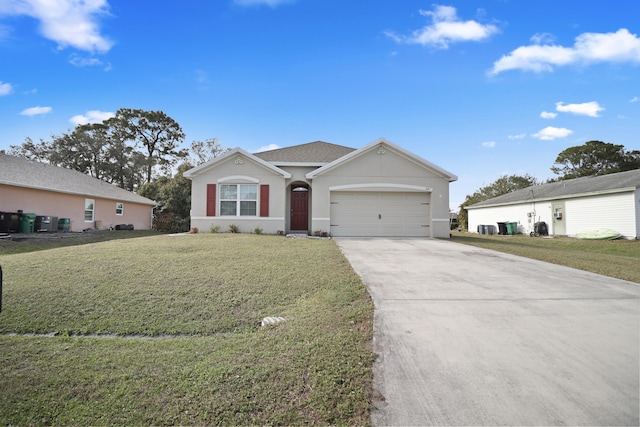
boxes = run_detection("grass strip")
[450,232,640,283]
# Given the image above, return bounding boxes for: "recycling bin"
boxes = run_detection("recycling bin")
[19,213,37,234]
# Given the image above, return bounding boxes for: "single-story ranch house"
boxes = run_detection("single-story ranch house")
[184,138,457,238]
[466,169,640,239]
[0,153,155,232]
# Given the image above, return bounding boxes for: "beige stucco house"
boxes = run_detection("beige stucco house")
[184,138,457,238]
[0,153,155,232]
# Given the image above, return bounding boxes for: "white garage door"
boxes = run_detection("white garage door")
[330,191,430,237]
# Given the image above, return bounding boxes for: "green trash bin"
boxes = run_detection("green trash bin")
[19,213,37,234]
[506,222,518,235]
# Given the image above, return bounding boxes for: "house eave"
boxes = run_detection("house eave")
[184,147,292,179]
[306,137,458,181]
[466,186,637,209]
[0,180,157,206]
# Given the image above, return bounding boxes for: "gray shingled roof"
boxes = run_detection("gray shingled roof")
[468,168,640,208]
[0,153,156,205]
[253,141,356,163]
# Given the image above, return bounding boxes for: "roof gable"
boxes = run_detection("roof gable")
[253,141,356,163]
[306,138,458,181]
[183,147,292,179]
[468,168,640,208]
[0,153,155,205]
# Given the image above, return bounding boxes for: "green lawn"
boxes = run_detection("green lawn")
[0,233,375,425]
[3,230,635,424]
[450,231,640,283]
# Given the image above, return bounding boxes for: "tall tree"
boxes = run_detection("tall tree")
[458,174,539,229]
[8,137,51,162]
[114,108,187,184]
[551,140,640,179]
[189,138,229,164]
[47,123,112,180]
[8,108,188,192]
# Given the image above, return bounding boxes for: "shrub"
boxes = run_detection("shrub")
[170,216,190,233]
[210,225,220,233]
[152,211,174,232]
[228,224,239,233]
[254,227,263,235]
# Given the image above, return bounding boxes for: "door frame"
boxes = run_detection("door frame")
[551,201,566,235]
[289,184,309,232]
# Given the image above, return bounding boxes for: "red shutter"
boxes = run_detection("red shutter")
[260,184,269,217]
[206,184,216,216]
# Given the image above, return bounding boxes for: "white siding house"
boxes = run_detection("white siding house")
[466,169,640,239]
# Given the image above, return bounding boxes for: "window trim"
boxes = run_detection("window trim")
[84,199,95,222]
[219,183,258,217]
[116,202,124,216]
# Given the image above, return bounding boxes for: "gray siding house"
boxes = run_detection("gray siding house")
[466,169,640,239]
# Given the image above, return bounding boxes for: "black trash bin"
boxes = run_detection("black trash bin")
[497,222,507,235]
[0,212,20,233]
[35,216,53,232]
[534,221,548,236]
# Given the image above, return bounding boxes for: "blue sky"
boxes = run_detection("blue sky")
[1,0,639,209]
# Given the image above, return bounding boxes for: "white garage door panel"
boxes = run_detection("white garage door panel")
[330,192,430,237]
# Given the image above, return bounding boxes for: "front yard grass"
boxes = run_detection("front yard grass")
[450,231,640,283]
[0,234,375,425]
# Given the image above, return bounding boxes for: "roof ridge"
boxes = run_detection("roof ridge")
[252,141,356,163]
[253,140,354,154]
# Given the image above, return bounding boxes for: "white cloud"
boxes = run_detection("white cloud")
[69,110,114,125]
[630,96,638,103]
[508,133,526,140]
[530,32,555,45]
[385,4,499,49]
[69,55,103,67]
[490,28,640,75]
[532,126,573,140]
[233,0,294,6]
[555,101,604,117]
[481,141,496,148]
[0,81,14,96]
[20,105,52,116]
[0,0,113,53]
[540,111,557,119]
[255,144,280,152]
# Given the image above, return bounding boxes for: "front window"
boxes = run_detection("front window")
[220,184,257,216]
[116,202,124,215]
[84,199,95,222]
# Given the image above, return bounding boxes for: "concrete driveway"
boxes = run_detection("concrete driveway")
[335,238,640,426]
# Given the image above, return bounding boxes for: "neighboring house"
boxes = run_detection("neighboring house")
[184,138,457,238]
[466,169,640,239]
[0,153,155,232]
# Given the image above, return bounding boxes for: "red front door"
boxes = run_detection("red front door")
[290,188,309,231]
